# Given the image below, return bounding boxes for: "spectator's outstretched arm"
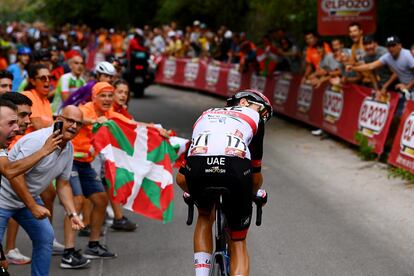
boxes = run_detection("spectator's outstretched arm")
[56,178,84,230]
[0,132,62,179]
[350,60,383,72]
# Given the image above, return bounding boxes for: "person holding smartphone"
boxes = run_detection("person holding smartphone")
[0,105,85,276]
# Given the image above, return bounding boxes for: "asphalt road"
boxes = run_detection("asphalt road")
[11,85,414,276]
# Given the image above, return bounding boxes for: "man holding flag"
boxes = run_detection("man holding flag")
[61,82,171,268]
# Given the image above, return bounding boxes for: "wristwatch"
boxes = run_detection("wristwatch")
[67,212,78,219]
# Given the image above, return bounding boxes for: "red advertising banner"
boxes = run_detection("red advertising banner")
[388,101,414,172]
[155,57,398,155]
[317,0,377,35]
[271,77,399,154]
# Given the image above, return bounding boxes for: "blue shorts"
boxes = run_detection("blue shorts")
[70,161,105,198]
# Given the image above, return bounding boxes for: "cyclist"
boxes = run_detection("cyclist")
[176,89,272,276]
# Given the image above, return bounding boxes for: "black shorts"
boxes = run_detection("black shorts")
[180,155,253,240]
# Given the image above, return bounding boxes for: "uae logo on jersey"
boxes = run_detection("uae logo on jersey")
[358,97,389,138]
[163,58,176,79]
[184,60,199,82]
[323,85,344,124]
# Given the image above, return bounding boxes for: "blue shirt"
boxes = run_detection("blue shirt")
[379,48,414,85]
[7,63,28,92]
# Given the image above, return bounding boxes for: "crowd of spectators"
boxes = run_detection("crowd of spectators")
[0,19,414,274]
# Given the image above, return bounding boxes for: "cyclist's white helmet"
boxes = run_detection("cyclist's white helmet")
[227,89,273,123]
[95,61,116,76]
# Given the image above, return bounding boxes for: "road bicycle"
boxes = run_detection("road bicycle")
[185,188,267,276]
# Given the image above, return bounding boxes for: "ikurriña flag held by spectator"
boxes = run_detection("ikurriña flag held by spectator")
[91,117,189,223]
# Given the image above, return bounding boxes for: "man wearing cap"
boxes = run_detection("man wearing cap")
[361,35,392,95]
[350,35,414,107]
[52,51,85,114]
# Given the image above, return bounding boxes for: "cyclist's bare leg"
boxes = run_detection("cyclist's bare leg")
[193,211,214,276]
[194,210,214,253]
[229,239,249,276]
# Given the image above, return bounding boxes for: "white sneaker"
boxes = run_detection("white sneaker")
[53,238,65,255]
[311,129,323,136]
[6,248,31,265]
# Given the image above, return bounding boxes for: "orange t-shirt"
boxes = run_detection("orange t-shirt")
[306,42,332,69]
[22,89,53,133]
[72,102,132,163]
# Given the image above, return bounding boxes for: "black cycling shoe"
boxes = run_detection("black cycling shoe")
[60,249,90,269]
[110,216,137,231]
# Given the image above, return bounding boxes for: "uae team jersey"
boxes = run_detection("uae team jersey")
[188,106,260,160]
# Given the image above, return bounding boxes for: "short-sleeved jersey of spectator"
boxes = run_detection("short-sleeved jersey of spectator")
[319,52,341,72]
[364,46,391,87]
[52,72,86,114]
[72,102,132,163]
[7,63,28,91]
[0,149,7,158]
[22,89,53,133]
[379,48,414,85]
[305,43,331,69]
[188,106,260,160]
[0,127,74,209]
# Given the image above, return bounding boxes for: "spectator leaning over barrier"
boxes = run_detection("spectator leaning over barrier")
[0,104,85,276]
[349,36,414,115]
[302,30,331,82]
[0,71,13,95]
[362,35,392,100]
[348,22,373,86]
[306,40,341,89]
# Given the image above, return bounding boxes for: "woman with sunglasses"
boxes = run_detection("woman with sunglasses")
[22,64,54,132]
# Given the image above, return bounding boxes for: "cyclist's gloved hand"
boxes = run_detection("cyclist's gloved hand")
[254,189,268,206]
[183,192,193,205]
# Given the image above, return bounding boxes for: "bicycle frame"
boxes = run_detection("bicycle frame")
[209,193,230,276]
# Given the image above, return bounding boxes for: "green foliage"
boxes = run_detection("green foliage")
[40,0,159,28]
[6,0,414,48]
[388,167,414,182]
[355,132,377,161]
